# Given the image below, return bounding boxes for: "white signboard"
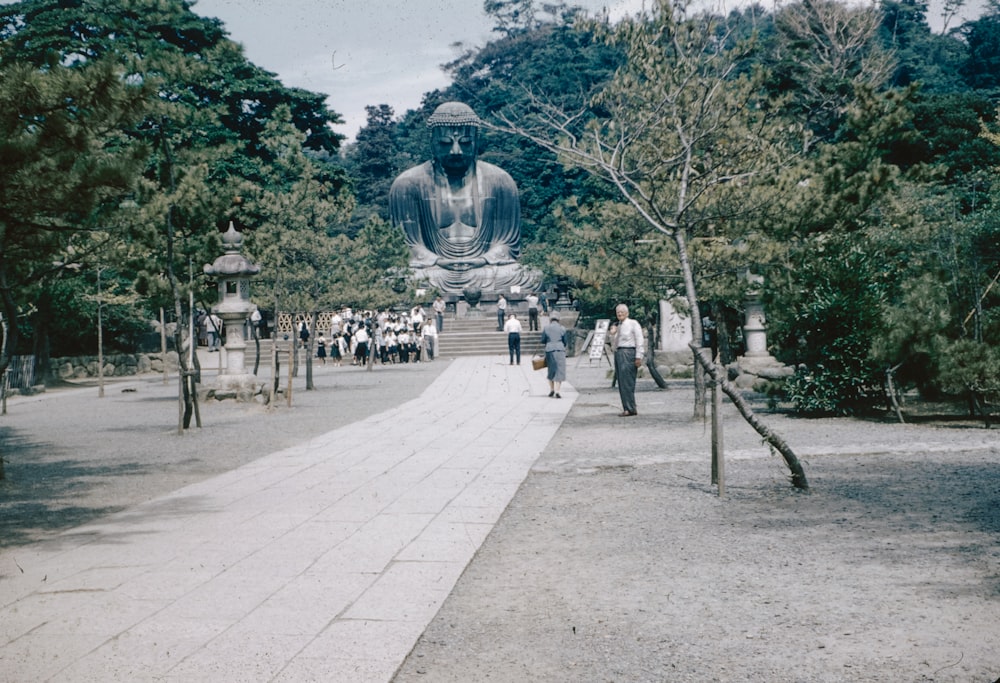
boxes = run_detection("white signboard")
[589,319,611,360]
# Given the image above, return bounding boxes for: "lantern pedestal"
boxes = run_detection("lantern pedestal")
[732,293,793,389]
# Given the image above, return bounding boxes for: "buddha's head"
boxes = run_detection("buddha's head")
[428,102,482,176]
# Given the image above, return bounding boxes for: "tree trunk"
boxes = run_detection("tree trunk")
[270,342,279,407]
[286,346,293,407]
[160,129,194,432]
[710,300,735,366]
[31,291,53,386]
[672,229,707,420]
[886,363,905,424]
[644,323,667,389]
[305,311,317,390]
[0,313,6,478]
[692,345,809,490]
[252,325,261,376]
[970,391,992,429]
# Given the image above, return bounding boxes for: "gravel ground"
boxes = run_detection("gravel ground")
[392,362,1000,683]
[2,354,999,682]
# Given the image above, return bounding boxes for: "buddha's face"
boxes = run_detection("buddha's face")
[432,125,477,175]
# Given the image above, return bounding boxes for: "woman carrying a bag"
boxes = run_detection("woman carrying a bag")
[540,313,569,398]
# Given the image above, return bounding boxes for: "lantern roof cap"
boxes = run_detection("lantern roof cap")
[204,221,260,277]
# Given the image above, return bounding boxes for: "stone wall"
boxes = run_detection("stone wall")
[51,352,181,381]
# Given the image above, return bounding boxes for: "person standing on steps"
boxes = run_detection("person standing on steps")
[432,295,446,332]
[496,294,507,331]
[525,292,540,331]
[504,313,522,365]
[540,312,569,398]
[609,303,644,417]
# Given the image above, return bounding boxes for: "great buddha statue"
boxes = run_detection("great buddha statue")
[388,101,540,295]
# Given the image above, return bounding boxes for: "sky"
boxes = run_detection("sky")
[189,0,651,142]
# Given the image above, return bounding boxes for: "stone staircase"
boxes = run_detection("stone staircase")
[434,311,579,359]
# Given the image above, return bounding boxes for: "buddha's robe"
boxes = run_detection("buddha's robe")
[389,160,538,294]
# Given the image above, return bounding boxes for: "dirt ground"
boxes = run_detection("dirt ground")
[392,367,1000,683]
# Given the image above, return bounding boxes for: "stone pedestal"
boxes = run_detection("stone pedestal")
[215,311,256,394]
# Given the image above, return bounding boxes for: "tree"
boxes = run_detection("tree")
[960,5,1000,90]
[496,0,811,487]
[485,0,542,37]
[0,0,350,404]
[341,105,413,235]
[341,215,413,312]
[880,0,967,92]
[242,109,354,390]
[0,57,150,381]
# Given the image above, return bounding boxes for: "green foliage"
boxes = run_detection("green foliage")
[340,105,414,235]
[870,272,950,390]
[337,215,414,310]
[242,111,354,315]
[46,270,150,356]
[0,0,351,374]
[961,11,1000,90]
[936,338,1000,398]
[880,0,968,92]
[784,359,884,416]
[769,239,893,415]
[536,198,679,322]
[0,55,151,368]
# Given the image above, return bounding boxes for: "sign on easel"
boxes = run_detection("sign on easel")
[589,319,611,362]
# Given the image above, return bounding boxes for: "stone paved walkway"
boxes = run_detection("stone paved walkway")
[0,357,573,682]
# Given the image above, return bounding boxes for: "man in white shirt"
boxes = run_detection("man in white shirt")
[503,313,522,365]
[525,292,539,331]
[610,303,644,416]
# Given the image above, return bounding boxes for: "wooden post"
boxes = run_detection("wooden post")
[268,342,278,410]
[177,354,184,435]
[693,345,808,490]
[160,307,168,384]
[286,346,293,407]
[0,316,6,419]
[190,290,201,428]
[711,370,725,497]
[97,266,105,399]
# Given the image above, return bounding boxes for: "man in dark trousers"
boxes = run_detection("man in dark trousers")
[609,303,644,416]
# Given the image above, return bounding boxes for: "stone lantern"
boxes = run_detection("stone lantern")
[203,221,260,394]
[741,272,770,361]
[733,268,793,388]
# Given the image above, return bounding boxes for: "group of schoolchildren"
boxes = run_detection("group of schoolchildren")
[306,305,439,368]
